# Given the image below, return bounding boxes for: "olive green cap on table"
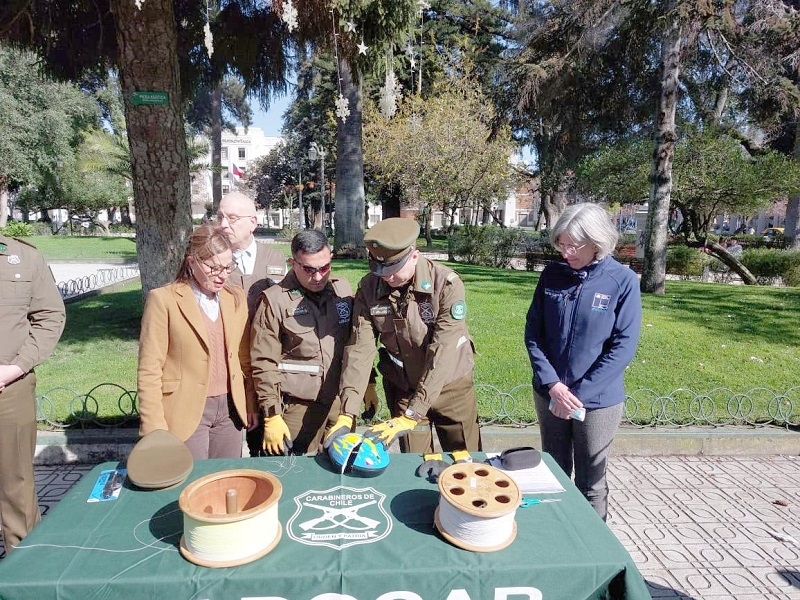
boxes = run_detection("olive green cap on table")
[364,218,420,276]
[127,429,194,490]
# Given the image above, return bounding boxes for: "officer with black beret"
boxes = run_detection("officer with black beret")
[324,218,481,457]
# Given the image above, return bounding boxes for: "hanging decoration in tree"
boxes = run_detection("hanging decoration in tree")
[281,0,298,32]
[134,0,145,9]
[204,0,214,56]
[379,51,402,120]
[330,9,350,124]
[335,94,351,122]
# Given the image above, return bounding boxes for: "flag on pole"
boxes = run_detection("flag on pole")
[232,163,245,178]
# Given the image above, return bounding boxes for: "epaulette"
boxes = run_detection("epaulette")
[13,237,40,250]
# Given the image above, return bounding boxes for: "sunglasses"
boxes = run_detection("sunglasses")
[294,261,331,276]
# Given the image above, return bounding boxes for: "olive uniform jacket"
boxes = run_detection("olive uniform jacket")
[0,234,65,374]
[250,271,353,415]
[339,257,475,417]
[137,282,252,441]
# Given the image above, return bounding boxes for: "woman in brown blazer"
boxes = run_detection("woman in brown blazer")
[137,224,254,459]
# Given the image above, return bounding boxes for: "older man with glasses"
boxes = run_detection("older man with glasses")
[249,229,355,456]
[217,191,288,456]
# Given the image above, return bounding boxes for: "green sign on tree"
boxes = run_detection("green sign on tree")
[131,91,169,106]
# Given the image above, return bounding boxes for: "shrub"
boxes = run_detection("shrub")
[666,245,706,279]
[108,223,136,234]
[742,248,800,285]
[2,221,34,237]
[447,224,525,268]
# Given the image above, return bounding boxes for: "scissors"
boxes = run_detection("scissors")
[519,497,562,508]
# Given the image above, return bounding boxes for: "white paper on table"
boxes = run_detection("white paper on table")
[485,453,565,494]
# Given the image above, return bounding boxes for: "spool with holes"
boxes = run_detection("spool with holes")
[179,469,282,568]
[434,462,521,552]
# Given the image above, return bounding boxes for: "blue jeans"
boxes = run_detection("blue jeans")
[534,392,624,521]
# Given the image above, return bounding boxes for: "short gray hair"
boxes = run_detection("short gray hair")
[551,203,619,259]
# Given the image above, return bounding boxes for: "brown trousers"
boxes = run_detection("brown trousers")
[383,371,482,454]
[0,372,40,555]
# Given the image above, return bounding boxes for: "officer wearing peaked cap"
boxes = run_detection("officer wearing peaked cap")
[324,217,482,455]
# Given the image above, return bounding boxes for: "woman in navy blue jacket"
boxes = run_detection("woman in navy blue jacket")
[525,203,642,521]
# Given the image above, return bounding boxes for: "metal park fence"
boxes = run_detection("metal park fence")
[36,383,800,431]
[57,264,140,300]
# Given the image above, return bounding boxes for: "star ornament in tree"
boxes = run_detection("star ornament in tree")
[357,41,369,55]
[346,21,356,33]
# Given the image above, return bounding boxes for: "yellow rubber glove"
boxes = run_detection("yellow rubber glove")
[365,415,417,446]
[262,415,291,456]
[451,450,473,464]
[323,414,354,449]
[361,384,380,420]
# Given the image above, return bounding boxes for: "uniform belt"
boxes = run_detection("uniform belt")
[387,352,404,368]
[278,363,322,374]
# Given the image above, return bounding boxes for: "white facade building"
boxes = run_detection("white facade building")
[191,126,281,220]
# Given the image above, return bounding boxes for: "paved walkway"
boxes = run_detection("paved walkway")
[2,454,799,598]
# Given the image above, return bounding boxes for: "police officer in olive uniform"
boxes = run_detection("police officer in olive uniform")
[325,218,481,454]
[0,234,65,554]
[217,191,287,456]
[250,229,354,455]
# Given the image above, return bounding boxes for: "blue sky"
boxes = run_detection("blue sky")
[250,94,291,137]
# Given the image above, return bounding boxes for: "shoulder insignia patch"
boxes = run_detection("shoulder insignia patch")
[420,280,432,291]
[0,242,6,253]
[450,300,466,320]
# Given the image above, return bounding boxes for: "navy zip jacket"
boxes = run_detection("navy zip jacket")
[524,256,642,410]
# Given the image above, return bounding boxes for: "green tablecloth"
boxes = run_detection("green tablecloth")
[0,453,650,600]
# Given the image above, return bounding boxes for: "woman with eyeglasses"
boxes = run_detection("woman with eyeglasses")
[137,223,254,459]
[524,203,642,521]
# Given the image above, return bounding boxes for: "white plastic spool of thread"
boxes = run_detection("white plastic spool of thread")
[179,469,282,568]
[435,462,521,552]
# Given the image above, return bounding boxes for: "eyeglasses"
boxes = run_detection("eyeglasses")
[201,261,235,276]
[216,212,255,224]
[556,242,588,256]
[294,261,331,276]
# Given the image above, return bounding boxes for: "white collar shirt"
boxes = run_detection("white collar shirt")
[190,283,220,322]
[233,237,257,275]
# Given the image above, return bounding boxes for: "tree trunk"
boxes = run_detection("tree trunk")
[212,84,222,211]
[334,58,366,258]
[642,15,682,296]
[785,124,800,249]
[112,0,192,297]
[706,241,757,285]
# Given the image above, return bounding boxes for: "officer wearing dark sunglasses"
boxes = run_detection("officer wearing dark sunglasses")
[249,229,355,455]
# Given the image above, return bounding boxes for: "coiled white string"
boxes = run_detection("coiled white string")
[183,502,280,562]
[436,495,517,549]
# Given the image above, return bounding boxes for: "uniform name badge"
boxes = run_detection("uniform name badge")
[267,266,284,275]
[287,305,309,316]
[370,304,392,316]
[7,254,21,265]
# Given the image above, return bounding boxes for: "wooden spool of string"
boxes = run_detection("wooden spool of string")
[434,462,521,552]
[178,469,282,568]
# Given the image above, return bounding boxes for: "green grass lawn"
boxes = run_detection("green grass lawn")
[29,236,139,260]
[35,249,800,427]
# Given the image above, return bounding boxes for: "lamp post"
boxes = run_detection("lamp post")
[294,163,304,229]
[308,142,327,234]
